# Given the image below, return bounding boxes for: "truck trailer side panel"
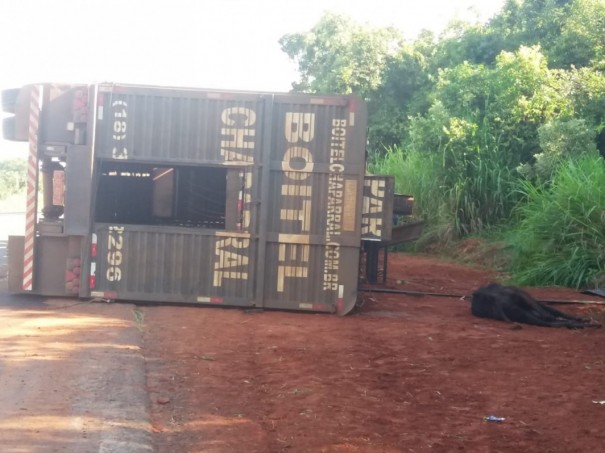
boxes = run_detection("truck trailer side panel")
[90,226,256,305]
[88,84,367,314]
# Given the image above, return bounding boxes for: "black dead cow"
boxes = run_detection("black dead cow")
[471,283,600,328]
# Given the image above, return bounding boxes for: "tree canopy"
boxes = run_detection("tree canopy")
[281,0,605,152]
[279,13,404,98]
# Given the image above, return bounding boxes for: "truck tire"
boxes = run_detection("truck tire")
[3,116,27,142]
[2,88,20,114]
[3,116,16,141]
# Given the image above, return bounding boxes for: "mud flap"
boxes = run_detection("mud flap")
[337,285,359,316]
[7,235,25,293]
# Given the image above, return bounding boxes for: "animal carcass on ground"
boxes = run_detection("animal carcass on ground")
[471,283,600,328]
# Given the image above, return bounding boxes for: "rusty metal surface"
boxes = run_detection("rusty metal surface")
[86,84,368,314]
[94,84,267,164]
[35,236,70,296]
[64,145,93,235]
[393,194,414,216]
[258,95,366,313]
[41,84,88,145]
[390,220,425,245]
[7,236,24,293]
[91,225,256,305]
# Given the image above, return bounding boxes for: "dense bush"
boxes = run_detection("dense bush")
[508,155,605,288]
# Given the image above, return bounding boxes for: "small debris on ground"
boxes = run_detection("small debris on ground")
[483,415,506,422]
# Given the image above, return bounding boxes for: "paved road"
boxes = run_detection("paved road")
[0,213,154,452]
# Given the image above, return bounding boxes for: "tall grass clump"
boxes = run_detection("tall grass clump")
[369,146,447,237]
[443,148,519,236]
[369,145,519,243]
[508,154,605,288]
[370,145,442,214]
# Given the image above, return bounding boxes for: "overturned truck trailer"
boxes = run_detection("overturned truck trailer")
[3,83,395,315]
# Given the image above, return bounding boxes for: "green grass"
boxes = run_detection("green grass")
[369,145,518,243]
[371,147,605,289]
[508,155,605,288]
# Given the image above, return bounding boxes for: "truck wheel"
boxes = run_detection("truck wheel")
[1,88,20,113]
[3,116,16,141]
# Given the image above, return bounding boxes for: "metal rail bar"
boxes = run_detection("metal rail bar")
[359,287,605,305]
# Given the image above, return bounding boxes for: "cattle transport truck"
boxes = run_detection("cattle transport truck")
[2,83,408,315]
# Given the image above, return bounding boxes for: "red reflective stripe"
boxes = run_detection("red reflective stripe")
[23,86,41,291]
[197,296,224,304]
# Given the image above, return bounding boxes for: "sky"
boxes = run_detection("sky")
[0,0,505,159]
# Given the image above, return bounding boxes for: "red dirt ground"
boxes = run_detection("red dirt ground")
[142,253,605,453]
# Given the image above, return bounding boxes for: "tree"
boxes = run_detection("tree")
[489,0,572,54]
[279,13,404,98]
[550,0,605,68]
[425,46,573,165]
[280,13,434,150]
[368,39,435,148]
[487,0,605,69]
[432,21,509,69]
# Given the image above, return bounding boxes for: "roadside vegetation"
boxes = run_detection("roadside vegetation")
[281,0,605,288]
[0,159,26,200]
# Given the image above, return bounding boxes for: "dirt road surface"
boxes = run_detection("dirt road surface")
[1,223,604,452]
[0,214,153,452]
[141,254,605,452]
[0,294,154,453]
